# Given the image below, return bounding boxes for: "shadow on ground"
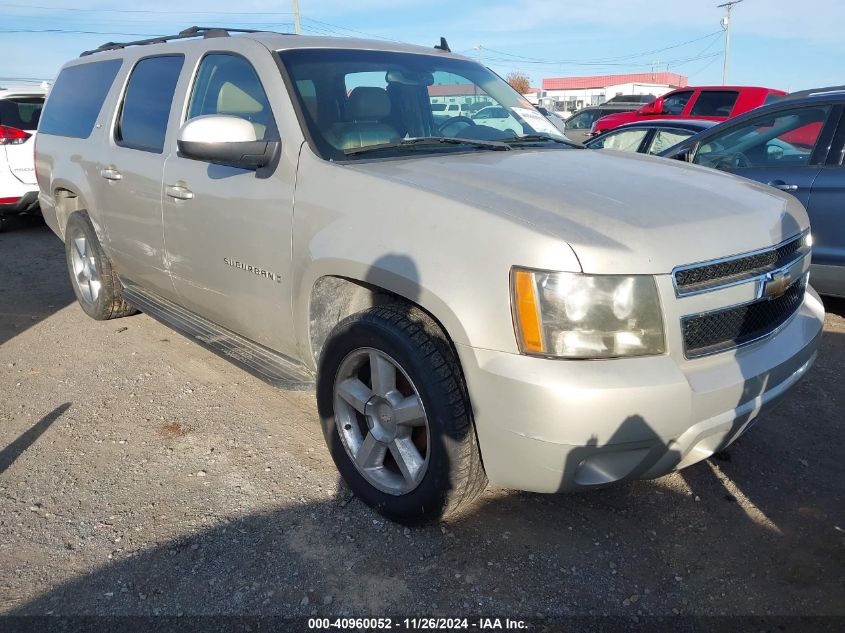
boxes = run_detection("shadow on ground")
[0,220,74,347]
[8,321,844,617]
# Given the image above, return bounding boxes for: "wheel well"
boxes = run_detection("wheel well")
[53,188,85,236]
[308,276,454,367]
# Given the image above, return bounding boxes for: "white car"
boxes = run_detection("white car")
[470,105,522,134]
[0,85,46,228]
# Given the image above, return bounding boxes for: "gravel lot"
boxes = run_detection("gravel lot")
[1,219,843,621]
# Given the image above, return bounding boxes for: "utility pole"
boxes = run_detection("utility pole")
[293,0,301,34]
[718,0,744,85]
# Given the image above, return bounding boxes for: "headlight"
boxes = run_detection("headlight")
[511,268,665,359]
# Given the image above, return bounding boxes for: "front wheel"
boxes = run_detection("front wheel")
[317,304,486,524]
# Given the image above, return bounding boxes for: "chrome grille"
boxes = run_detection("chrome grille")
[682,278,806,358]
[673,232,808,297]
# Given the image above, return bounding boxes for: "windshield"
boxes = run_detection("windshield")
[278,48,566,160]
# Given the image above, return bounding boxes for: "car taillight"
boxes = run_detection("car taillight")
[0,197,21,204]
[0,125,31,145]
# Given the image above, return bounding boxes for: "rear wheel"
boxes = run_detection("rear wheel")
[64,212,136,320]
[317,303,486,524]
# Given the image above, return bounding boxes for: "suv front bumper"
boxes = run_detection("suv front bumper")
[456,286,824,493]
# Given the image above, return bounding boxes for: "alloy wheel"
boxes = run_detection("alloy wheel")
[333,348,430,495]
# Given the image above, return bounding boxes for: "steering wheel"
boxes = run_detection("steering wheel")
[438,115,475,137]
[732,152,752,168]
[714,152,752,171]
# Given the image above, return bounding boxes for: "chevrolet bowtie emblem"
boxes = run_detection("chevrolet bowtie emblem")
[762,269,791,299]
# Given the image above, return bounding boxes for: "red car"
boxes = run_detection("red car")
[591,86,786,136]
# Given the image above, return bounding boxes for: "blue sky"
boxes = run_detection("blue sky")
[0,0,841,92]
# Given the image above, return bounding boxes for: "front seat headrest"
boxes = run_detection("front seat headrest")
[348,87,391,121]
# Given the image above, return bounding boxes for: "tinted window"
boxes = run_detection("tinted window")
[0,96,44,130]
[39,59,121,138]
[690,90,739,117]
[694,106,831,170]
[566,110,599,129]
[188,54,274,141]
[662,90,694,115]
[116,55,183,153]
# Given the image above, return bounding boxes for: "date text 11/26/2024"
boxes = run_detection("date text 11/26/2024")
[307,617,528,630]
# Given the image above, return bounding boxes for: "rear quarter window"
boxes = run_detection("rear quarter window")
[38,59,122,139]
[690,91,739,117]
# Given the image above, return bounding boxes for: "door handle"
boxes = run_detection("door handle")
[100,168,122,181]
[165,184,194,201]
[767,180,798,192]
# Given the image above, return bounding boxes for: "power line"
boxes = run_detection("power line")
[0,2,293,14]
[478,31,723,66]
[0,28,155,36]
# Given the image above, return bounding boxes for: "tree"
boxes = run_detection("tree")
[506,71,531,94]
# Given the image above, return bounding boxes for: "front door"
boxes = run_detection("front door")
[162,52,297,355]
[692,103,836,210]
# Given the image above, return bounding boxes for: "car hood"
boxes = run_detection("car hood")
[346,148,808,275]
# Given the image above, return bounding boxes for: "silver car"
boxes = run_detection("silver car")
[35,27,824,523]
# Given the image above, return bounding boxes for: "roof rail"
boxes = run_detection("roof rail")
[79,26,270,57]
[780,85,845,101]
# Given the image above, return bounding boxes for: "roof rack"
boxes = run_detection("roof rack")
[79,26,270,57]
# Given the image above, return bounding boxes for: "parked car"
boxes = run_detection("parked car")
[0,85,46,229]
[470,105,522,134]
[562,103,642,143]
[660,90,845,298]
[36,27,823,523]
[584,119,717,154]
[592,86,786,137]
[604,94,657,105]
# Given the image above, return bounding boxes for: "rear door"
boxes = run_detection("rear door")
[94,54,184,298]
[691,103,838,209]
[0,94,44,185]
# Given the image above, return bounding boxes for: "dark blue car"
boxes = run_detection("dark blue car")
[660,89,845,298]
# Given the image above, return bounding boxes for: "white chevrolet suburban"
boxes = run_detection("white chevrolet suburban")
[35,27,824,523]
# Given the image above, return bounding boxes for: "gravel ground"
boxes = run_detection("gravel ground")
[0,219,843,620]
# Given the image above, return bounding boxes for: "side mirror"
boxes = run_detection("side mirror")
[640,97,665,115]
[177,115,280,168]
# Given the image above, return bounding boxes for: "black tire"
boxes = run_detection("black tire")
[317,303,487,524]
[64,211,137,320]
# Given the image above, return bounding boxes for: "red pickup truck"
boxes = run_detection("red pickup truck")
[591,86,786,136]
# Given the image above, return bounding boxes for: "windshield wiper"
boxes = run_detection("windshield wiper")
[344,136,511,156]
[501,134,584,148]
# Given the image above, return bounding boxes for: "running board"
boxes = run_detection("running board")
[121,282,314,390]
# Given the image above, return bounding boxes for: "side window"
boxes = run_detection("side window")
[647,129,693,154]
[567,110,596,129]
[690,91,739,117]
[187,54,275,141]
[592,128,648,152]
[694,107,831,170]
[662,91,694,115]
[39,59,122,139]
[0,96,44,131]
[116,55,183,153]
